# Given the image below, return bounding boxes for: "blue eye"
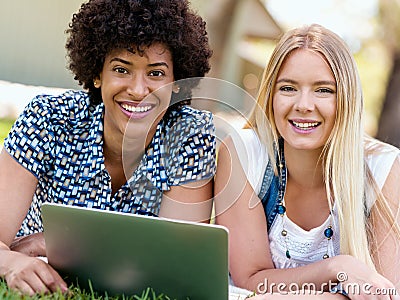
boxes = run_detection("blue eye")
[316,88,334,94]
[279,86,295,92]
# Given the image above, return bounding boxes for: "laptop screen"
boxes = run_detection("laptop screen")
[42,203,229,299]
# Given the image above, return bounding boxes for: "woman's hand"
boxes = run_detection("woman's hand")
[0,249,68,295]
[328,255,399,300]
[10,232,46,257]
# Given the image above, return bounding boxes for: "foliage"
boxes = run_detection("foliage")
[0,118,14,146]
[0,279,175,300]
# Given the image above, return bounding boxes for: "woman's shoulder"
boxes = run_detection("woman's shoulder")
[167,106,213,128]
[365,137,400,190]
[161,106,215,154]
[163,106,214,143]
[229,127,261,146]
[26,90,99,127]
[224,127,269,194]
[29,89,88,107]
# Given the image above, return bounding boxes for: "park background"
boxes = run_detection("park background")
[0,1,399,298]
[0,0,399,145]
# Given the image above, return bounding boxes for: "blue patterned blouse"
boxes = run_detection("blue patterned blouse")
[4,90,216,236]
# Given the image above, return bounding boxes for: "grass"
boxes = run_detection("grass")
[0,118,15,146]
[0,279,176,300]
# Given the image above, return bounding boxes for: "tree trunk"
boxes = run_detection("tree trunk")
[376,52,400,147]
[203,0,239,78]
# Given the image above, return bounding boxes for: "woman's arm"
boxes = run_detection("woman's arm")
[159,110,215,223]
[371,154,400,290]
[0,150,37,246]
[10,232,45,257]
[0,150,67,294]
[159,178,213,223]
[214,137,398,299]
[214,136,274,289]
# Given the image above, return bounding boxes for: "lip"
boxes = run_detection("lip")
[289,119,321,133]
[118,101,155,119]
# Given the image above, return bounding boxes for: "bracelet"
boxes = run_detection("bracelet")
[330,283,350,299]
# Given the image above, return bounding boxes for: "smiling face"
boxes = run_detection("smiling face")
[97,43,175,144]
[273,49,337,152]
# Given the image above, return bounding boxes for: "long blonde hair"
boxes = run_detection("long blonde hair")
[249,24,393,269]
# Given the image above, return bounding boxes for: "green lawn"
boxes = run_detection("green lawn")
[0,279,174,300]
[0,118,15,146]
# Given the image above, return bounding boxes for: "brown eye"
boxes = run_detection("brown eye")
[114,67,128,74]
[148,70,165,77]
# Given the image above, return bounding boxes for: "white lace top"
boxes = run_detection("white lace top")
[230,128,400,269]
[268,205,340,268]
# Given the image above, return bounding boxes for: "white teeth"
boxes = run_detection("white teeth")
[292,121,319,129]
[121,103,152,113]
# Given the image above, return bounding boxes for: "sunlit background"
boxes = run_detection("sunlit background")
[1,0,399,145]
[266,0,387,136]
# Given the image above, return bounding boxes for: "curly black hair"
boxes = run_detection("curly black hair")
[65,0,212,106]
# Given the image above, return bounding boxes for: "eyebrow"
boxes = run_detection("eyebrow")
[276,78,336,86]
[276,78,296,84]
[109,58,170,68]
[148,62,170,68]
[110,57,131,65]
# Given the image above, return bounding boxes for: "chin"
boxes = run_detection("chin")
[286,140,325,152]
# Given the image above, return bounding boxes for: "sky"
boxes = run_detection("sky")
[265,0,379,51]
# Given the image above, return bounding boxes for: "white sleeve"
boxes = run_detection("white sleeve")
[229,128,269,194]
[366,141,400,209]
[366,143,399,190]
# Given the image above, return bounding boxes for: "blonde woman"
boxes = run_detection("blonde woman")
[215,24,400,299]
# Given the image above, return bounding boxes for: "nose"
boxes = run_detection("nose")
[127,74,150,100]
[294,91,314,112]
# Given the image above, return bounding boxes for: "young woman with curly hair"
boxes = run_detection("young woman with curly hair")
[0,0,215,295]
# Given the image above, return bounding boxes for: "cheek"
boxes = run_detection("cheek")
[322,102,337,125]
[272,105,286,135]
[100,80,115,100]
[272,97,289,121]
[152,87,173,109]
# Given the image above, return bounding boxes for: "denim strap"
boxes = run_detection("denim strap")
[259,161,278,230]
[259,139,286,231]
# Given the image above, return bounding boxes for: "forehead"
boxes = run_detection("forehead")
[278,48,334,80]
[106,43,173,62]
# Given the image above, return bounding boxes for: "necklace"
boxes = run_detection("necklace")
[276,199,334,260]
[277,147,334,260]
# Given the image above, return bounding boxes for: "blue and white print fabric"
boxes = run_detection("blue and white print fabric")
[4,90,216,236]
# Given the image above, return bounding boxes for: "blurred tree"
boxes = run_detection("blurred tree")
[200,0,239,79]
[376,0,400,147]
[191,0,281,116]
[199,0,281,83]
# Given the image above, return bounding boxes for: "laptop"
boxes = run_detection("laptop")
[41,203,229,300]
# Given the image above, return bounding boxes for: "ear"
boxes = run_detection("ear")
[172,84,180,94]
[93,77,101,88]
